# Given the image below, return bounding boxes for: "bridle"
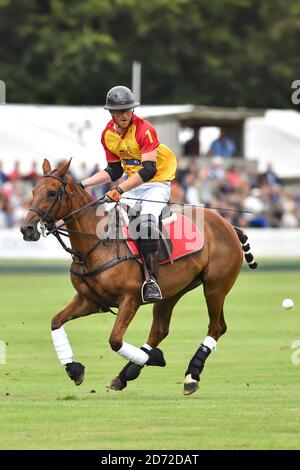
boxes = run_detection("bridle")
[28,171,106,260]
[29,173,73,226]
[28,172,139,313]
[29,173,110,233]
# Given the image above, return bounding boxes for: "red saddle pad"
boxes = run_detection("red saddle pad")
[124,213,204,265]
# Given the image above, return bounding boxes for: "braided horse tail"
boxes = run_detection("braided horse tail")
[234,226,258,270]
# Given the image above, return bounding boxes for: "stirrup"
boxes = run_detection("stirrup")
[141,279,162,303]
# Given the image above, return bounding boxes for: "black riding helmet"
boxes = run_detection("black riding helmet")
[104,86,140,110]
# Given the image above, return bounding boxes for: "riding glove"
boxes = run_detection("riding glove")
[106,186,124,202]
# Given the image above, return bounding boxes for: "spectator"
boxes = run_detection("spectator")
[89,163,101,178]
[207,128,237,158]
[175,159,191,192]
[260,163,280,186]
[5,201,15,228]
[209,157,225,181]
[184,173,200,205]
[295,190,300,212]
[24,161,40,185]
[225,165,245,189]
[9,161,21,181]
[245,167,260,189]
[78,162,89,181]
[243,189,268,228]
[0,161,8,184]
[170,179,185,204]
[0,199,7,228]
[183,127,200,156]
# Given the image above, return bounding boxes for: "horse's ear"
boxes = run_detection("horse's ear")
[56,158,72,178]
[42,158,51,175]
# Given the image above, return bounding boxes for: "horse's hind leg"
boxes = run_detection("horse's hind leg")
[107,293,182,391]
[184,274,237,396]
[51,293,97,385]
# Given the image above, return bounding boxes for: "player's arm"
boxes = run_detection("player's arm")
[117,150,157,193]
[81,162,124,188]
[81,130,124,189]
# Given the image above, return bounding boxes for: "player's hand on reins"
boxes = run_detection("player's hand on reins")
[106,186,124,202]
[79,180,124,203]
[78,181,87,190]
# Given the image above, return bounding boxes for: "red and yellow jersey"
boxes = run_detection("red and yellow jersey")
[101,114,177,183]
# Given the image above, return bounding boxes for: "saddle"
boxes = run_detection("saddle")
[112,206,204,266]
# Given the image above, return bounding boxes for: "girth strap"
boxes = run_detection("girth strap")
[70,254,140,278]
[70,253,140,314]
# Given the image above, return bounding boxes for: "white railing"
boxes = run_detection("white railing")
[0,229,69,259]
[0,228,300,259]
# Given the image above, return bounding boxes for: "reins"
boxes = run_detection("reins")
[122,196,253,214]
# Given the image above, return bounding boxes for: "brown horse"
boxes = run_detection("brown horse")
[21,159,257,395]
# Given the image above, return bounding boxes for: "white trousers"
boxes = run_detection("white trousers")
[121,181,171,223]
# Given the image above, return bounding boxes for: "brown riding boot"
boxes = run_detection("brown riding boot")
[141,250,162,303]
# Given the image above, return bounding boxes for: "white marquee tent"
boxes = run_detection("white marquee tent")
[245,109,300,177]
[1,104,300,177]
[0,104,191,176]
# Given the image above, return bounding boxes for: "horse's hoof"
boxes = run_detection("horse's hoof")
[65,362,85,386]
[73,372,85,386]
[119,362,143,383]
[106,376,127,392]
[183,374,199,396]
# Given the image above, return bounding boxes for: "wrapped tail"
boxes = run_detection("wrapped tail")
[234,226,258,269]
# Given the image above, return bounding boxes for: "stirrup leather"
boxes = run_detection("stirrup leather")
[141,279,162,303]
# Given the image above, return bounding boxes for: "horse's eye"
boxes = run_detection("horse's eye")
[47,190,57,198]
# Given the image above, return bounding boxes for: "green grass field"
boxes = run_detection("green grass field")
[0,267,300,450]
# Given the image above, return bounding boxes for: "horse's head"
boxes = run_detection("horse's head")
[21,158,74,241]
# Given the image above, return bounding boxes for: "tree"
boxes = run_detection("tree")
[0,0,299,107]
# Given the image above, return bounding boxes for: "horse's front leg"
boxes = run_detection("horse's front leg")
[107,295,150,391]
[51,293,97,385]
[107,295,181,391]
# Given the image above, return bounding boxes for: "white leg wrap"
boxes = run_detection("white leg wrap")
[117,342,149,366]
[203,336,217,351]
[142,343,152,351]
[51,326,73,366]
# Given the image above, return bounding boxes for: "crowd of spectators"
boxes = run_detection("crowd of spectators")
[0,158,300,229]
[173,159,300,228]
